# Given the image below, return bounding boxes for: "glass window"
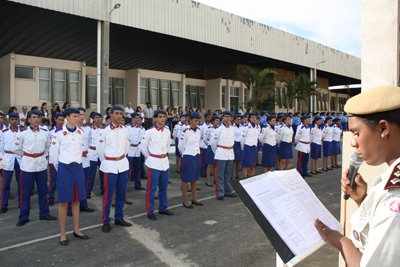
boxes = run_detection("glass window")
[140,78,148,105]
[221,86,226,108]
[150,79,159,105]
[199,87,205,109]
[190,86,198,108]
[69,71,80,103]
[161,80,170,107]
[230,86,239,112]
[87,75,97,104]
[172,81,180,107]
[54,69,66,102]
[15,66,34,79]
[185,85,191,107]
[113,78,124,105]
[39,68,51,101]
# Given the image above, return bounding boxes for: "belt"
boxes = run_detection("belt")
[89,146,96,150]
[217,145,233,149]
[130,143,140,147]
[300,141,310,144]
[149,153,167,158]
[82,151,88,158]
[105,154,126,161]
[4,150,14,154]
[23,152,44,158]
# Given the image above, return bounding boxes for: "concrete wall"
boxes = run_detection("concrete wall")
[0,54,11,112]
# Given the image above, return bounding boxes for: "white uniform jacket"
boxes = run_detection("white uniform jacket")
[211,123,235,160]
[294,125,311,153]
[332,125,342,142]
[277,125,293,144]
[88,125,102,162]
[14,127,50,172]
[0,127,22,171]
[128,124,145,157]
[178,127,201,156]
[140,125,171,171]
[97,123,130,174]
[259,124,277,146]
[233,123,243,143]
[310,126,323,145]
[199,122,210,149]
[49,126,85,170]
[80,125,91,168]
[241,123,260,149]
[322,125,333,142]
[350,157,400,267]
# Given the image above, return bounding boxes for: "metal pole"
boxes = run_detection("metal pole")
[101,20,110,113]
[97,21,102,113]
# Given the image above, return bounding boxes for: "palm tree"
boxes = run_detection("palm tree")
[236,66,277,112]
[294,73,317,111]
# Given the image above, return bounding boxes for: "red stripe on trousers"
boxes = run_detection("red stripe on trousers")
[297,152,303,173]
[102,173,109,224]
[19,170,23,208]
[146,168,152,214]
[215,162,219,197]
[48,165,51,191]
[1,169,5,206]
[180,158,183,179]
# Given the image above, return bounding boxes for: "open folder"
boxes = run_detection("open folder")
[232,169,341,266]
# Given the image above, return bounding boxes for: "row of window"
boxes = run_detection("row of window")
[86,76,124,105]
[140,78,180,107]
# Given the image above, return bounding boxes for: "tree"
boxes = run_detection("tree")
[282,73,317,112]
[236,66,277,112]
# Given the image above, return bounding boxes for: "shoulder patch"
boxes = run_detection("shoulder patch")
[182,128,189,133]
[2,128,9,132]
[385,163,400,190]
[55,128,62,133]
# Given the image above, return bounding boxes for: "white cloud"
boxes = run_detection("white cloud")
[196,0,361,57]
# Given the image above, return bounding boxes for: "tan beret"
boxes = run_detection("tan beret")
[344,85,400,115]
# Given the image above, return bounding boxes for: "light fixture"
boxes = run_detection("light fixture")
[114,3,121,9]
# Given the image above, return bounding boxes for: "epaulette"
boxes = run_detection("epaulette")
[79,127,85,132]
[165,125,169,129]
[41,128,48,131]
[55,128,63,133]
[49,127,55,131]
[384,163,400,190]
[301,125,305,129]
[2,128,9,132]
[183,128,189,133]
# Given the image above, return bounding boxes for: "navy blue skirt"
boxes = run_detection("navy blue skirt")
[57,162,86,203]
[175,137,181,158]
[181,154,200,182]
[332,141,341,155]
[205,145,216,165]
[279,141,293,159]
[311,142,322,159]
[233,141,242,161]
[262,144,276,168]
[323,141,332,157]
[241,145,258,168]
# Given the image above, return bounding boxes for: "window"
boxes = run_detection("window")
[199,87,205,109]
[150,79,159,105]
[15,66,34,79]
[172,81,180,107]
[113,78,124,105]
[87,75,97,104]
[69,71,80,103]
[140,78,148,105]
[244,88,249,105]
[54,69,66,102]
[230,86,239,112]
[161,80,170,107]
[221,86,226,108]
[39,68,51,101]
[185,85,205,109]
[190,86,198,108]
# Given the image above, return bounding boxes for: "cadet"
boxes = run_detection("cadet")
[87,112,104,196]
[232,114,243,180]
[178,112,204,208]
[49,108,88,245]
[294,115,312,177]
[97,106,132,232]
[204,115,220,186]
[277,115,293,170]
[210,111,237,200]
[322,116,334,171]
[14,111,56,226]
[127,112,146,190]
[0,112,6,130]
[0,112,22,213]
[331,117,342,168]
[310,116,323,174]
[48,113,65,206]
[140,110,174,220]
[173,114,188,173]
[199,112,211,177]
[240,112,260,177]
[259,116,278,172]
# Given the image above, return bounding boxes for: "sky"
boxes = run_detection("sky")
[196,0,361,57]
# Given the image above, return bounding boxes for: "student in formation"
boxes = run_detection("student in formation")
[173,114,188,173]
[232,114,243,180]
[140,110,174,220]
[199,112,211,177]
[178,112,204,209]
[87,112,104,197]
[97,106,132,232]
[15,110,56,227]
[49,108,88,245]
[274,115,284,170]
[322,116,334,171]
[0,112,22,213]
[240,112,260,177]
[294,115,312,177]
[277,115,294,170]
[331,117,342,168]
[259,116,278,172]
[204,115,220,186]
[127,112,146,190]
[48,112,65,206]
[211,111,237,200]
[310,116,323,174]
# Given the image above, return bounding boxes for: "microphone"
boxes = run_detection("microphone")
[344,152,364,200]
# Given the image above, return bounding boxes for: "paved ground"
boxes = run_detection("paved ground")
[0,152,342,267]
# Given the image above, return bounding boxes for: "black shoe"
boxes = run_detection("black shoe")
[147,214,157,220]
[159,210,174,216]
[73,232,89,240]
[196,187,201,191]
[183,203,194,209]
[0,207,8,213]
[191,200,204,206]
[303,174,312,177]
[224,193,237,198]
[316,170,323,173]
[125,200,133,205]
[48,199,54,206]
[80,207,95,212]
[322,169,328,172]
[112,203,115,207]
[188,189,192,192]
[115,219,132,227]
[135,186,145,190]
[9,195,14,200]
[16,220,29,226]
[217,196,224,201]
[67,211,72,217]
[59,238,69,246]
[102,224,111,233]
[327,167,334,170]
[40,215,57,221]
[87,194,91,199]
[205,182,213,187]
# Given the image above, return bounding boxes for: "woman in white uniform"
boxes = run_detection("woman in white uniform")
[315,85,400,267]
